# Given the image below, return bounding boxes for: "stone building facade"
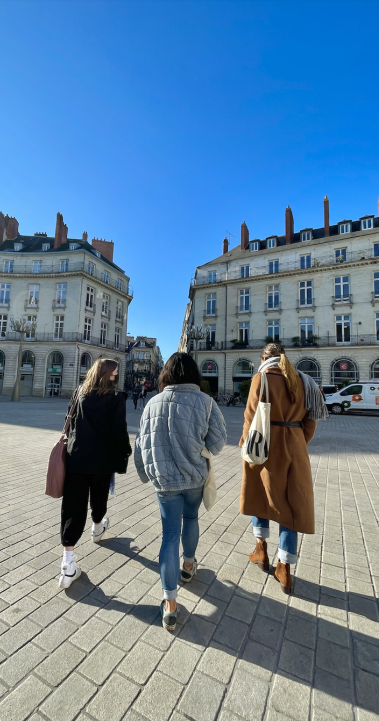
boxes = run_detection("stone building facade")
[125,336,163,389]
[0,212,133,397]
[181,198,379,393]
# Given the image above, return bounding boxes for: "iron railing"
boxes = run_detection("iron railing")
[0,261,133,297]
[0,331,126,352]
[212,335,379,350]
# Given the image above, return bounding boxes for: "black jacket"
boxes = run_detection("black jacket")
[66,388,132,474]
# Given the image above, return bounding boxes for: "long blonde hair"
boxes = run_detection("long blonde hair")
[261,343,299,403]
[81,358,118,396]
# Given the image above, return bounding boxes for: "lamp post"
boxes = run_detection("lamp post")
[10,317,37,402]
[185,324,211,368]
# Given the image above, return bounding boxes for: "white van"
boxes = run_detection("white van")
[326,380,379,415]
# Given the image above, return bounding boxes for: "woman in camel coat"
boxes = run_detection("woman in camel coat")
[239,342,325,594]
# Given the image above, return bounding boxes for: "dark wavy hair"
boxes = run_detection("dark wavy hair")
[158,352,202,391]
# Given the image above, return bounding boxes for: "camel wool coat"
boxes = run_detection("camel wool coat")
[239,367,317,534]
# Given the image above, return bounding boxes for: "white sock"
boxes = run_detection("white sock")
[94,519,104,530]
[63,550,74,565]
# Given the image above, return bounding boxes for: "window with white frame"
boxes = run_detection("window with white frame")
[32,261,42,273]
[14,243,22,251]
[238,288,250,312]
[240,265,249,278]
[299,280,313,306]
[339,223,351,234]
[269,259,279,274]
[208,271,217,283]
[250,241,259,252]
[336,314,351,343]
[267,237,277,248]
[103,271,110,283]
[56,283,67,306]
[25,316,36,339]
[4,260,14,273]
[144,352,150,359]
[0,314,8,338]
[299,317,314,340]
[238,322,249,342]
[267,319,280,341]
[116,300,122,321]
[116,278,123,290]
[115,327,120,349]
[140,340,145,347]
[206,293,216,316]
[69,243,79,250]
[334,275,350,301]
[376,313,379,340]
[102,293,110,315]
[300,254,312,269]
[54,315,64,340]
[267,284,280,309]
[86,286,94,309]
[60,259,69,272]
[335,248,347,263]
[374,243,379,258]
[301,230,312,242]
[84,316,92,341]
[88,261,95,275]
[28,284,39,306]
[42,243,50,251]
[94,250,101,258]
[374,272,379,298]
[361,218,373,230]
[209,325,216,345]
[100,322,107,346]
[0,284,10,306]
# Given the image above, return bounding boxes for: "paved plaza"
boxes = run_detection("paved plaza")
[0,399,379,721]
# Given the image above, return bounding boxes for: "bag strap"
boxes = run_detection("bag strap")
[259,372,269,404]
[62,386,82,435]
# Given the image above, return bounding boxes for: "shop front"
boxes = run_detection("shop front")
[46,351,64,397]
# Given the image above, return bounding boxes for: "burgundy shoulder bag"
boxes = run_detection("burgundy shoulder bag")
[45,386,82,499]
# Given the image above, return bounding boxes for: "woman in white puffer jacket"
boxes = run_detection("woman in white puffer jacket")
[134,352,227,631]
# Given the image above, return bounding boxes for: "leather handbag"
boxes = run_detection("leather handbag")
[45,387,81,499]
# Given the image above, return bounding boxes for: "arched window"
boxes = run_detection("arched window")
[296,358,321,382]
[233,359,253,377]
[47,351,64,370]
[80,352,92,373]
[331,358,358,384]
[21,350,35,369]
[370,359,379,379]
[201,360,218,376]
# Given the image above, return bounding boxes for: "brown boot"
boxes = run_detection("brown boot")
[249,539,270,572]
[273,561,292,595]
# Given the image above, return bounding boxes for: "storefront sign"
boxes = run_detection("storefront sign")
[339,362,349,370]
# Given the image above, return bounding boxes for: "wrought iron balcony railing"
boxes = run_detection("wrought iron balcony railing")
[0,261,133,297]
[0,331,126,352]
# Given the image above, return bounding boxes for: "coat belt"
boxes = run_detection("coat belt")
[270,420,304,429]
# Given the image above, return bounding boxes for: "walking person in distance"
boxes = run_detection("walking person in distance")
[240,342,327,594]
[59,358,132,589]
[132,384,139,410]
[134,352,227,630]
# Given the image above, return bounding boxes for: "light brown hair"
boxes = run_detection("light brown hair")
[261,342,299,403]
[81,358,118,396]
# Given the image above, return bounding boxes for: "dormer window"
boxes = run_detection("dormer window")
[92,249,101,258]
[69,243,80,250]
[361,217,374,230]
[14,243,22,251]
[250,241,259,252]
[266,237,277,249]
[339,222,351,234]
[301,230,312,242]
[42,243,50,251]
[140,341,145,347]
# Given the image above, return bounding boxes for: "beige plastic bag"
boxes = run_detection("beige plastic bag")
[201,447,217,511]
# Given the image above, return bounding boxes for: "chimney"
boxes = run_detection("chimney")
[241,221,249,250]
[91,237,114,263]
[82,231,88,241]
[54,212,67,249]
[0,213,5,244]
[324,196,330,237]
[285,205,294,244]
[222,236,229,255]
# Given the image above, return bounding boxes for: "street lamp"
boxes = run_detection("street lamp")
[9,317,37,402]
[185,324,211,368]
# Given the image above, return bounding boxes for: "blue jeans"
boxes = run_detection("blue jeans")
[157,487,204,600]
[251,516,298,564]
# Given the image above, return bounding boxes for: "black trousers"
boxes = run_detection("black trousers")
[61,472,111,547]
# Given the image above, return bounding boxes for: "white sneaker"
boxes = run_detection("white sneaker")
[91,517,110,543]
[59,560,81,589]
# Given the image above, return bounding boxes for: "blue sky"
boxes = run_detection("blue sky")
[1,0,379,360]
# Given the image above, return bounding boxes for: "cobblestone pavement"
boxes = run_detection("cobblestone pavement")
[0,399,379,721]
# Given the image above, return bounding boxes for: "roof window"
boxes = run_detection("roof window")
[69,243,80,250]
[360,217,374,230]
[339,222,351,234]
[250,241,259,252]
[14,243,23,251]
[266,237,277,249]
[42,243,50,251]
[301,230,312,242]
[93,249,101,258]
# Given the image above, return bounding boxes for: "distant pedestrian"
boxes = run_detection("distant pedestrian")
[134,352,227,631]
[132,385,139,410]
[142,385,148,408]
[138,387,144,410]
[59,359,132,589]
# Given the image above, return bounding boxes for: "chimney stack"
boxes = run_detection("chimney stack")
[222,236,229,255]
[82,231,88,241]
[324,196,330,237]
[285,206,294,244]
[54,212,68,249]
[0,213,19,243]
[241,221,249,250]
[91,237,114,263]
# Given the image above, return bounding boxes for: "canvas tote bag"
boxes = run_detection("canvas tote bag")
[202,399,217,511]
[45,387,81,499]
[241,372,271,465]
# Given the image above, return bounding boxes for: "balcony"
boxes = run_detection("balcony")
[332,294,353,310]
[115,312,123,324]
[0,300,10,310]
[216,334,379,350]
[0,261,133,297]
[371,292,379,306]
[85,303,96,315]
[101,308,111,319]
[235,305,251,316]
[203,309,217,320]
[52,299,67,310]
[296,298,316,313]
[198,341,220,350]
[0,331,126,352]
[264,302,282,315]
[24,299,39,311]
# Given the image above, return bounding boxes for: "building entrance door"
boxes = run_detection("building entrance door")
[47,376,62,397]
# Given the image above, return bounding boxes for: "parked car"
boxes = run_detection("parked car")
[325,381,379,414]
[320,384,338,399]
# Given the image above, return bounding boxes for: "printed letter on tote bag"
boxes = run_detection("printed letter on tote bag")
[241,373,271,465]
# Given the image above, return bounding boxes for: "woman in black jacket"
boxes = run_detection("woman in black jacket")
[59,358,132,589]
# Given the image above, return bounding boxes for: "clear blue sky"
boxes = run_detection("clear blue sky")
[1,0,379,360]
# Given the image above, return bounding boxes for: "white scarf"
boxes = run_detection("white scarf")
[258,356,328,421]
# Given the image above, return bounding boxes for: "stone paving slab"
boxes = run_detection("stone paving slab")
[0,400,379,719]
